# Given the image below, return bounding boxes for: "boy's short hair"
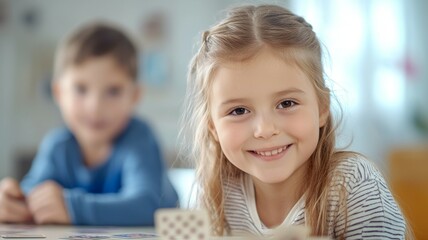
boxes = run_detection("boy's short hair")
[54,22,137,80]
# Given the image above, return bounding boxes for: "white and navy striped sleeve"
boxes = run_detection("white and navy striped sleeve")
[334,158,406,239]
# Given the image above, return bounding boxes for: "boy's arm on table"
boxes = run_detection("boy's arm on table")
[18,132,68,224]
[20,133,59,193]
[0,178,33,223]
[64,136,179,226]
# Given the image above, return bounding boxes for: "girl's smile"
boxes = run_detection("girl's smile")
[248,144,293,161]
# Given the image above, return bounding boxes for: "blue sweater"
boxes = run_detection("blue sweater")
[20,117,178,226]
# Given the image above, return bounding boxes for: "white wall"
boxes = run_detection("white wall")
[407,0,428,136]
[0,22,14,177]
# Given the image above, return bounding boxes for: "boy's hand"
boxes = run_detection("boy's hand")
[0,178,33,223]
[27,180,70,224]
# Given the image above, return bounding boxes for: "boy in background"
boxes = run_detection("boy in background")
[0,22,178,226]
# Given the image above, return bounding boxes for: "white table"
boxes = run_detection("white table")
[0,224,245,240]
[0,225,157,240]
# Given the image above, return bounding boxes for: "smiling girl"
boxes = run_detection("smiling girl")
[180,4,409,239]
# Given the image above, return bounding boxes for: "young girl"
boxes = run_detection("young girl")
[180,4,409,239]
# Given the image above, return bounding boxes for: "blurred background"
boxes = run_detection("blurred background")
[0,0,427,237]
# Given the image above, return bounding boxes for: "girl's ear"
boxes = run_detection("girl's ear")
[208,120,219,142]
[319,108,329,127]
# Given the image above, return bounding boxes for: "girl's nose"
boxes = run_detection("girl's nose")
[253,114,280,139]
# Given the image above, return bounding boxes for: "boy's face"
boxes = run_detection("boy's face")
[53,56,140,146]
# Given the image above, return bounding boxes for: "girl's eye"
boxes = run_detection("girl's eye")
[277,100,296,109]
[229,107,249,116]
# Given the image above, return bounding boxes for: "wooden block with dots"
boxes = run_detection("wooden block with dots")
[155,209,210,240]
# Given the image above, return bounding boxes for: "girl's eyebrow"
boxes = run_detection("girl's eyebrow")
[273,88,306,97]
[220,88,306,106]
[220,98,248,107]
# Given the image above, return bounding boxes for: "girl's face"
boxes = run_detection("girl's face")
[209,48,328,185]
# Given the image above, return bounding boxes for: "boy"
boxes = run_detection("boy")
[0,22,178,225]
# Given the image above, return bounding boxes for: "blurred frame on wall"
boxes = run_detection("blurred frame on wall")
[138,10,170,88]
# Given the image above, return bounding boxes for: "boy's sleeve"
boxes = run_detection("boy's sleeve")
[63,129,179,226]
[20,132,59,194]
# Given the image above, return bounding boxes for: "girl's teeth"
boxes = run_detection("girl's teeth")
[256,146,286,156]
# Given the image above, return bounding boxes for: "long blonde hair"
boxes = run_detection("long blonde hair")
[179,4,409,238]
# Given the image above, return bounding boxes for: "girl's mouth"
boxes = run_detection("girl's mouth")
[248,144,292,161]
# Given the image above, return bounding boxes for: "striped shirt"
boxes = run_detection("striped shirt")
[223,156,406,239]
